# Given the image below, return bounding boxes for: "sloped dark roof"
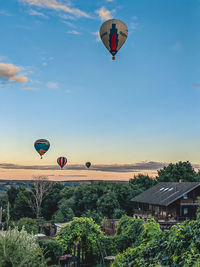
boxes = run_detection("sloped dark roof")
[131,182,200,206]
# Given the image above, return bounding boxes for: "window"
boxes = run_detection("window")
[183,194,188,199]
[183,207,188,215]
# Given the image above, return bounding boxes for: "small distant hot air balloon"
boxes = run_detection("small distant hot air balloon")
[85,162,91,169]
[34,139,50,159]
[100,19,128,60]
[57,157,67,169]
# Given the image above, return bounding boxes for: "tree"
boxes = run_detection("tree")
[97,191,120,218]
[0,227,48,267]
[52,198,75,223]
[13,187,33,220]
[41,182,64,220]
[28,176,52,219]
[130,174,156,190]
[156,161,197,182]
[115,215,144,252]
[57,217,104,265]
[14,217,38,234]
[38,239,62,266]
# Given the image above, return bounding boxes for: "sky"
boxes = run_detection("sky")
[0,0,200,180]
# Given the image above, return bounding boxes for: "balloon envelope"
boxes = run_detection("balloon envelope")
[34,139,50,158]
[57,157,67,169]
[100,19,128,60]
[85,162,91,169]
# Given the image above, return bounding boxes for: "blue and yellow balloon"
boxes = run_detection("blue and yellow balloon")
[34,139,50,159]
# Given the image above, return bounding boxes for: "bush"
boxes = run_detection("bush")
[57,217,104,264]
[39,239,62,266]
[115,215,144,252]
[0,227,48,267]
[14,217,38,234]
[112,219,200,267]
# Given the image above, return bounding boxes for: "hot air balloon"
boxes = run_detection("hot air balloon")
[57,157,67,169]
[85,162,91,169]
[34,139,50,159]
[100,19,128,60]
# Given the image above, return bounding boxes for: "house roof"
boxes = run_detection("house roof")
[131,182,200,206]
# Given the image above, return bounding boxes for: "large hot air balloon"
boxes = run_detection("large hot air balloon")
[100,19,128,60]
[34,139,50,159]
[85,162,91,169]
[57,157,67,169]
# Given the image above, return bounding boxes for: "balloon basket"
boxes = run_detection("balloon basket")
[112,56,115,60]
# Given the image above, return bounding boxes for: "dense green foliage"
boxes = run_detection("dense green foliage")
[156,161,200,182]
[3,177,153,223]
[112,219,200,267]
[115,215,144,252]
[14,217,38,234]
[1,161,200,266]
[39,239,62,266]
[57,217,104,255]
[0,227,48,267]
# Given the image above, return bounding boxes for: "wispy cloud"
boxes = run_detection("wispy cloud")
[0,56,8,61]
[29,9,48,18]
[194,83,200,89]
[67,30,80,35]
[22,87,37,90]
[46,81,58,88]
[0,9,12,16]
[0,161,167,172]
[96,7,111,20]
[129,22,138,31]
[171,41,183,52]
[92,31,101,42]
[0,63,28,84]
[63,20,76,28]
[20,0,90,18]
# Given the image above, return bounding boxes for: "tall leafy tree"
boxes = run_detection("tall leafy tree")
[157,161,197,182]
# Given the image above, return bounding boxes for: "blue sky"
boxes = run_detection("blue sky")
[0,0,200,170]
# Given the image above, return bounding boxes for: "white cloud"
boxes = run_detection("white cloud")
[47,81,58,88]
[194,83,200,89]
[29,9,48,17]
[0,56,8,61]
[63,20,76,28]
[21,0,90,18]
[130,22,138,30]
[67,30,80,35]
[107,0,114,2]
[92,31,101,42]
[0,63,28,83]
[96,7,111,20]
[171,41,183,52]
[42,62,48,66]
[22,87,37,90]
[0,10,12,16]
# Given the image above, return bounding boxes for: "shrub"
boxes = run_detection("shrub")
[39,239,62,266]
[56,217,104,264]
[14,217,38,234]
[0,227,48,267]
[115,215,144,252]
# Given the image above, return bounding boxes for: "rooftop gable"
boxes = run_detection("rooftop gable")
[131,182,200,206]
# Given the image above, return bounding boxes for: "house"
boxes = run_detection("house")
[54,222,69,234]
[101,219,119,235]
[131,182,200,226]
